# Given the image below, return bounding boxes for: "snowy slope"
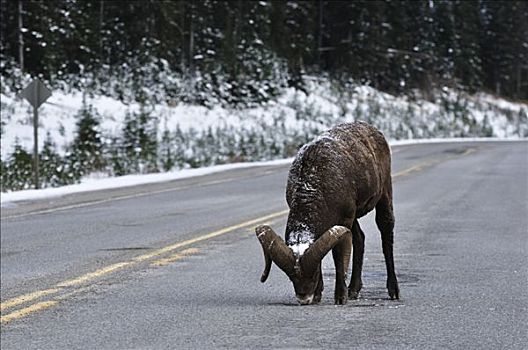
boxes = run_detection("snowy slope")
[2,78,527,160]
[1,77,527,195]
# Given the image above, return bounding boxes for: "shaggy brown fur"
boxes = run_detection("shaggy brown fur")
[256,121,399,304]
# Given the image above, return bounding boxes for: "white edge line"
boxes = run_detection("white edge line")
[389,137,527,146]
[1,158,294,206]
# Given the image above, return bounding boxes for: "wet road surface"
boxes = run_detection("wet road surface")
[1,141,527,349]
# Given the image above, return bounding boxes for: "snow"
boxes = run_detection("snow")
[2,76,527,201]
[1,90,244,159]
[473,93,526,113]
[289,242,311,256]
[286,220,315,256]
[3,79,526,160]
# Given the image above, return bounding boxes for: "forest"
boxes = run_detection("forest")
[2,0,527,103]
[1,1,527,192]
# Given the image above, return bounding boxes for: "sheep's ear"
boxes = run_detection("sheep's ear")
[300,226,351,276]
[255,225,295,282]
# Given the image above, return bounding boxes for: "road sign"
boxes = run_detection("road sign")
[18,78,52,189]
[19,78,52,109]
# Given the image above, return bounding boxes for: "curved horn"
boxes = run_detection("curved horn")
[300,225,351,276]
[255,225,295,282]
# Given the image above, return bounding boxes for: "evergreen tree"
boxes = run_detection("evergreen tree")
[480,1,528,98]
[3,139,33,191]
[159,128,175,172]
[1,0,526,100]
[452,0,483,91]
[122,106,158,174]
[69,101,104,178]
[39,132,73,187]
[107,136,127,176]
[0,158,7,193]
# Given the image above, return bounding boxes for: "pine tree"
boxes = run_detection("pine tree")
[159,128,175,172]
[1,0,527,102]
[0,158,7,192]
[107,136,126,176]
[4,139,33,191]
[39,132,72,188]
[452,0,483,92]
[69,102,104,178]
[480,1,528,98]
[122,106,158,174]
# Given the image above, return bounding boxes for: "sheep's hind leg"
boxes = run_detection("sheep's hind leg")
[348,220,365,299]
[332,231,352,305]
[375,192,400,300]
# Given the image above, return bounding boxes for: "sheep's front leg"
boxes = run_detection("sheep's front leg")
[348,220,365,299]
[312,266,324,304]
[376,191,400,300]
[332,232,352,305]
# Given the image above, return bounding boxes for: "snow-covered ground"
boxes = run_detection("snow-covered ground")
[2,78,527,160]
[1,77,527,196]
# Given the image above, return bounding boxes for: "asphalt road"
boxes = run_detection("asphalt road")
[1,141,527,349]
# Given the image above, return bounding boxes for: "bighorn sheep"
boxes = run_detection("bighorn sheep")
[256,122,399,305]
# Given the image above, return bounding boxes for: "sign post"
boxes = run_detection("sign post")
[18,78,52,189]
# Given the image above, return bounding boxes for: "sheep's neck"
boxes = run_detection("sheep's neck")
[285,204,328,247]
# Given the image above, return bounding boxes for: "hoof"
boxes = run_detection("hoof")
[388,290,400,300]
[312,294,322,304]
[335,286,348,305]
[388,280,400,300]
[334,295,348,305]
[348,289,360,299]
[348,281,362,299]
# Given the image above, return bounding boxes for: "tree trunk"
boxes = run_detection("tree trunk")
[515,62,521,99]
[179,1,185,71]
[316,0,324,68]
[18,0,24,71]
[188,0,194,74]
[99,0,104,63]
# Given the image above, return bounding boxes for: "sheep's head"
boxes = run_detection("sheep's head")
[255,224,350,305]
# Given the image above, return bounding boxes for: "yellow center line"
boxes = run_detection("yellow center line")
[131,210,288,263]
[0,288,62,312]
[462,148,476,156]
[392,147,476,179]
[0,210,288,322]
[1,301,59,324]
[151,248,200,267]
[393,163,428,178]
[57,261,134,288]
